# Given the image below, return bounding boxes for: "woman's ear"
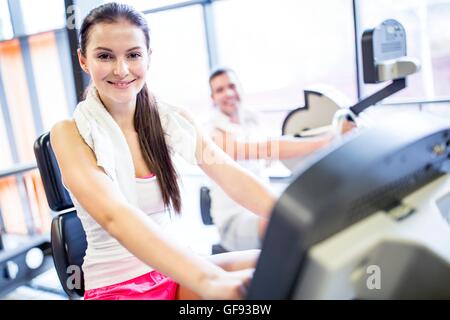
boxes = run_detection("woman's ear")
[77,48,89,74]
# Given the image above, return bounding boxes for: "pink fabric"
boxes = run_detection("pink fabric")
[84,270,178,300]
[137,173,155,179]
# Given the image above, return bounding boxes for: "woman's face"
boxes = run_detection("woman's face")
[78,19,150,108]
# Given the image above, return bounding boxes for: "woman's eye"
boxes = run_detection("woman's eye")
[128,52,142,59]
[97,53,112,60]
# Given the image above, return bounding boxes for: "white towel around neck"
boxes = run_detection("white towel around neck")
[72,86,198,208]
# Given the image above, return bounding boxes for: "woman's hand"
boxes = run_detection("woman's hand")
[201,268,254,300]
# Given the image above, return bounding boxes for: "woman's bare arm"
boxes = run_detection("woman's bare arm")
[174,110,277,219]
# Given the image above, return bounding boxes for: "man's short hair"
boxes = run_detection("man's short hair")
[209,67,236,85]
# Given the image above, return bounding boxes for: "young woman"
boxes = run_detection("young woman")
[51,3,276,300]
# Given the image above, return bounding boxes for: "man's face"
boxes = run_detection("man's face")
[210,72,242,117]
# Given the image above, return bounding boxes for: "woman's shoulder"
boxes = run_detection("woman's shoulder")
[51,119,78,135]
[51,119,76,134]
[50,119,83,148]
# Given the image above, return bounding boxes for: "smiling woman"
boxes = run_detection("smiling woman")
[77,20,150,111]
[49,2,275,300]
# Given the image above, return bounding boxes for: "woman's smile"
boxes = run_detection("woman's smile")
[107,79,137,89]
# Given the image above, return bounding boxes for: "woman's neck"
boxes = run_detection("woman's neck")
[98,93,136,131]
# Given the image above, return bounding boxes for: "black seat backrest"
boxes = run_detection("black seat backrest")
[200,186,213,225]
[34,132,87,299]
[34,132,73,211]
[51,211,86,298]
[199,186,228,254]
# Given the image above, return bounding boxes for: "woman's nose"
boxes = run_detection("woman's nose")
[113,58,129,77]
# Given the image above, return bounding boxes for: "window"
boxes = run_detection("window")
[144,5,211,119]
[358,0,450,101]
[0,40,37,163]
[0,0,14,40]
[0,177,28,234]
[28,32,70,132]
[0,104,13,170]
[19,0,66,35]
[213,0,357,112]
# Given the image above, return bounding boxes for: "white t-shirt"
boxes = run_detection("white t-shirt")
[71,102,197,290]
[208,108,269,250]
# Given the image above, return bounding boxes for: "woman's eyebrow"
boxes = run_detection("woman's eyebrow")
[126,46,144,52]
[93,46,143,52]
[94,47,113,52]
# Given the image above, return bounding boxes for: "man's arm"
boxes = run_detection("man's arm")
[212,128,334,161]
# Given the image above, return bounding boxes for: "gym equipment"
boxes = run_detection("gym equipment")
[248,112,450,299]
[282,19,420,171]
[246,19,449,300]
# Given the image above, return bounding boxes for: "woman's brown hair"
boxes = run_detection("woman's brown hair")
[79,2,181,212]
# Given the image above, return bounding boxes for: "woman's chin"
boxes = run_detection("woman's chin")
[108,90,138,104]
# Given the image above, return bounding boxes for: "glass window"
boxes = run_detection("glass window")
[213,0,357,112]
[145,5,211,119]
[0,40,37,163]
[28,32,70,132]
[19,0,66,34]
[0,177,28,235]
[23,170,51,234]
[0,0,14,40]
[358,0,450,101]
[0,103,13,170]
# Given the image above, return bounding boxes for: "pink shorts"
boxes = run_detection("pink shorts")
[84,270,179,300]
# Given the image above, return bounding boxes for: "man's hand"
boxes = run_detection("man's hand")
[340,118,358,135]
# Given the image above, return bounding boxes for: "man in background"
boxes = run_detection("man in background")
[206,67,354,251]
